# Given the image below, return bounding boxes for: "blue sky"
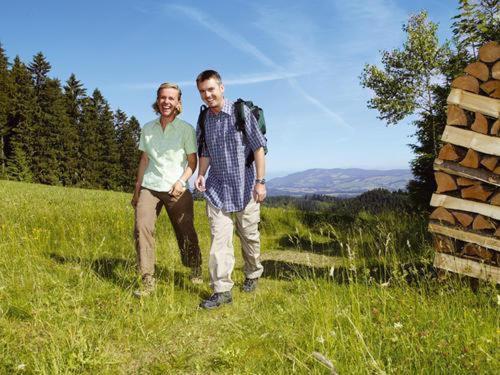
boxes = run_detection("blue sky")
[1,0,459,179]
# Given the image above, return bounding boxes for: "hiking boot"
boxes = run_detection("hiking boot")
[241,278,258,293]
[133,275,155,298]
[189,266,203,285]
[199,291,232,309]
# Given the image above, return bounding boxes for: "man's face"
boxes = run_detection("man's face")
[197,78,224,111]
[156,87,180,118]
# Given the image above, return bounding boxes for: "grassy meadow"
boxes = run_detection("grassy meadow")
[0,180,498,374]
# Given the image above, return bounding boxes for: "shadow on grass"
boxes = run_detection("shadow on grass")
[261,259,437,286]
[48,253,206,297]
[277,234,341,255]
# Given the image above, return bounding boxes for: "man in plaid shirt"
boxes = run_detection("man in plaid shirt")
[195,70,267,309]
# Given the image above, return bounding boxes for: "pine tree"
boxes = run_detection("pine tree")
[78,95,101,188]
[0,43,11,177]
[5,56,35,181]
[62,74,86,185]
[117,113,141,191]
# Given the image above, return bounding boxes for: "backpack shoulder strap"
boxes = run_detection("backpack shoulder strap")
[234,98,246,133]
[197,104,208,157]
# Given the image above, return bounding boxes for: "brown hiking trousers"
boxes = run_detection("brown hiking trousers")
[134,188,201,278]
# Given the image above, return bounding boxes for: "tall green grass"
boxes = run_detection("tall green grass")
[0,180,497,374]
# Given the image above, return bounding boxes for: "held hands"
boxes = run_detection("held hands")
[195,175,206,192]
[253,182,266,203]
[131,191,140,208]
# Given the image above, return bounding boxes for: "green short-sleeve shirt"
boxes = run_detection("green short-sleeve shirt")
[139,117,197,192]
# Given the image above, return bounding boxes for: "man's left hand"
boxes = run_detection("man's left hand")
[253,182,266,203]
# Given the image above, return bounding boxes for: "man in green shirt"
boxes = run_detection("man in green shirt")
[131,82,202,297]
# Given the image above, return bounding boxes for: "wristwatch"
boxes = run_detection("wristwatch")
[255,178,266,185]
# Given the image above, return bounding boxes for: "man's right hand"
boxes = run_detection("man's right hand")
[195,175,206,192]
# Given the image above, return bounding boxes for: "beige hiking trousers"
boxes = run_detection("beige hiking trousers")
[206,198,264,293]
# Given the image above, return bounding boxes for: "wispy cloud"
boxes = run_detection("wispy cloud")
[167,3,352,129]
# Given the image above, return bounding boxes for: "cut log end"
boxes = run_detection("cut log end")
[493,61,500,80]
[452,211,474,227]
[471,112,488,134]
[478,41,500,63]
[472,214,496,231]
[433,234,456,254]
[461,184,494,202]
[456,177,481,187]
[461,243,493,261]
[480,156,498,172]
[447,105,468,126]
[480,80,500,98]
[459,149,480,169]
[451,75,480,94]
[438,143,461,161]
[430,207,456,225]
[434,172,458,193]
[464,61,489,81]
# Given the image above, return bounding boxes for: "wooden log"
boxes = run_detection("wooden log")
[493,61,500,80]
[461,184,494,202]
[456,177,480,186]
[480,80,500,98]
[452,211,474,227]
[471,112,488,134]
[459,149,480,169]
[491,192,500,206]
[434,172,458,193]
[472,214,496,231]
[433,234,456,253]
[480,155,498,172]
[447,88,500,118]
[434,159,500,186]
[451,75,479,94]
[492,119,500,136]
[461,243,493,261]
[496,227,500,238]
[429,222,500,251]
[430,207,456,224]
[478,41,500,63]
[441,126,500,157]
[430,193,500,220]
[433,253,500,284]
[447,105,468,126]
[438,143,461,161]
[464,61,489,81]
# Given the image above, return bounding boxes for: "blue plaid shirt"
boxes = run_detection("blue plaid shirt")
[197,99,266,212]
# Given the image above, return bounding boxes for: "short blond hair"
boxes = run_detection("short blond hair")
[152,82,182,114]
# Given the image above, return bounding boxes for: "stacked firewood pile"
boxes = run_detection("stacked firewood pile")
[429,41,500,283]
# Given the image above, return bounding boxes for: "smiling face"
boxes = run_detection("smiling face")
[156,87,181,121]
[197,78,224,113]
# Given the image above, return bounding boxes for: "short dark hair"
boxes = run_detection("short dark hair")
[196,70,222,85]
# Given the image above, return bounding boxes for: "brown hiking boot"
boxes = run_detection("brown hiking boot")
[133,275,156,298]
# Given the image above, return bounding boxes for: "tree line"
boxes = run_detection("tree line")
[0,47,141,191]
[360,0,498,209]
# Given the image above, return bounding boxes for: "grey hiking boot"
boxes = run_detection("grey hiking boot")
[242,278,259,293]
[189,266,203,285]
[199,291,232,309]
[133,275,156,298]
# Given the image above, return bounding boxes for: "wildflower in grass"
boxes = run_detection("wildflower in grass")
[394,322,403,329]
[317,335,325,344]
[329,266,334,277]
[497,295,500,306]
[16,363,26,371]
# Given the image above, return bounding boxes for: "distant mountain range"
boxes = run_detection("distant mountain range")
[267,168,412,197]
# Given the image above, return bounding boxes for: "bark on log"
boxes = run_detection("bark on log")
[479,41,500,63]
[447,105,468,126]
[430,207,456,225]
[464,61,490,81]
[432,234,456,254]
[459,149,480,169]
[480,156,498,172]
[472,214,496,231]
[495,166,500,175]
[496,226,500,238]
[461,184,494,201]
[471,112,488,134]
[461,243,493,261]
[451,75,480,94]
[452,211,474,227]
[438,144,461,161]
[434,172,458,193]
[493,61,500,80]
[456,177,481,186]
[480,80,500,98]
[434,159,500,186]
[492,119,500,136]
